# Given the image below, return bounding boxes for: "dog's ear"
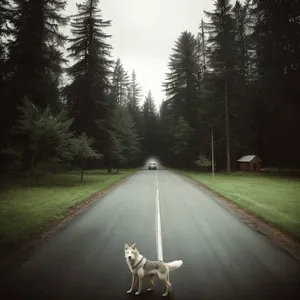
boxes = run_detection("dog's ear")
[131,243,136,249]
[125,243,129,249]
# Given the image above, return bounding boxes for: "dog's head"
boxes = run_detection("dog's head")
[124,243,139,261]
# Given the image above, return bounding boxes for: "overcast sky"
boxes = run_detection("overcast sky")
[65,0,215,108]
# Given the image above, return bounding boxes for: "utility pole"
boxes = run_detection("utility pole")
[211,128,215,182]
[224,66,231,174]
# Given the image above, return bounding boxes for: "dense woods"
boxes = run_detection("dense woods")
[160,0,300,171]
[0,0,299,176]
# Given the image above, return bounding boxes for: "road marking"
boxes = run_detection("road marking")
[155,171,164,261]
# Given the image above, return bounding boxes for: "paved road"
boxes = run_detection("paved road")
[3,170,300,299]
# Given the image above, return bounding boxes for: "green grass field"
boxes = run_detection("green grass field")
[0,169,136,247]
[180,171,300,240]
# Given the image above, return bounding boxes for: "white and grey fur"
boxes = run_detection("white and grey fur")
[124,243,183,296]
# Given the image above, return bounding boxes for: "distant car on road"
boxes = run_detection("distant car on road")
[148,162,157,170]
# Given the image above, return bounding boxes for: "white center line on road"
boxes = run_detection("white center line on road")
[155,171,164,261]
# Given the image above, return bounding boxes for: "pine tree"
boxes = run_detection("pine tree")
[204,0,237,173]
[3,0,68,171]
[142,90,157,118]
[128,70,142,109]
[157,99,176,166]
[126,69,143,165]
[162,31,200,126]
[172,115,192,169]
[140,90,158,159]
[233,0,251,84]
[252,0,300,167]
[6,0,68,111]
[197,19,209,82]
[127,70,142,123]
[65,0,113,146]
[111,58,129,106]
[111,106,141,171]
[162,31,202,168]
[104,70,142,171]
[228,0,256,161]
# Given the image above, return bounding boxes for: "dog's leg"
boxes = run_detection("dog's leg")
[135,275,143,295]
[158,272,172,297]
[167,271,172,292]
[162,279,172,297]
[127,274,137,294]
[146,275,155,292]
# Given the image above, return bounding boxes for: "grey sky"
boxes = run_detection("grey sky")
[65,0,215,108]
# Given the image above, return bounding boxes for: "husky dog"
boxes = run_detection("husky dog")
[124,243,183,296]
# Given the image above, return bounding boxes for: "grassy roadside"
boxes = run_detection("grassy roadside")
[0,169,136,247]
[178,171,300,240]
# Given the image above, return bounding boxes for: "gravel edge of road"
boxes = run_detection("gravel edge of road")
[171,169,300,264]
[0,170,138,278]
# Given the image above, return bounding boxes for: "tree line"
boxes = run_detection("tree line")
[159,0,300,171]
[0,0,299,178]
[0,0,159,180]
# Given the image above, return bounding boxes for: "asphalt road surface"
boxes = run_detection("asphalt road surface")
[3,170,300,299]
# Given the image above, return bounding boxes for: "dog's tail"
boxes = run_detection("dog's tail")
[165,260,183,271]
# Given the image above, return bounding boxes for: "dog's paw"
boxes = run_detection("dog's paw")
[162,293,168,297]
[126,290,133,294]
[135,292,141,296]
[147,288,153,292]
